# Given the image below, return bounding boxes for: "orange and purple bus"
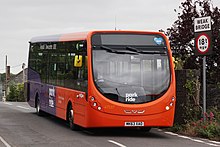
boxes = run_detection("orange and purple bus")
[26,30,176,131]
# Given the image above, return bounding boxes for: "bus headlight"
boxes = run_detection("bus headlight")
[166,97,175,111]
[89,96,103,112]
[166,106,170,110]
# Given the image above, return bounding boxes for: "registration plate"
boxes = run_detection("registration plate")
[125,122,144,126]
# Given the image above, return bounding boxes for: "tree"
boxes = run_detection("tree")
[17,83,25,102]
[7,84,18,101]
[166,0,220,84]
[6,83,25,102]
[0,73,6,83]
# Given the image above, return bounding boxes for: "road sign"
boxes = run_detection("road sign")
[196,33,210,54]
[194,16,212,56]
[194,16,212,122]
[194,16,211,32]
[195,32,212,55]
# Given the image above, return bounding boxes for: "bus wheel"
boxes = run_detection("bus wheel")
[68,106,79,131]
[36,98,43,116]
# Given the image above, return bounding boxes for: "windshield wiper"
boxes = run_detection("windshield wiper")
[101,45,137,54]
[127,46,167,54]
[126,46,140,53]
[101,45,114,52]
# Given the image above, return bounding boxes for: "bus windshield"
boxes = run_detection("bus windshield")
[92,34,171,104]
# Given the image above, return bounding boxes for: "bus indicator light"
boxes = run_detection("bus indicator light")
[170,102,173,107]
[93,102,97,107]
[91,97,95,101]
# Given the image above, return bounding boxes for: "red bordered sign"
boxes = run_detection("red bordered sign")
[195,32,212,55]
[196,33,210,53]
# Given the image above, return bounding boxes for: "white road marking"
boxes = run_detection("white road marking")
[0,136,11,147]
[209,141,220,145]
[164,131,178,136]
[108,140,127,147]
[16,106,30,110]
[164,131,220,146]
[190,139,204,143]
[205,143,220,147]
[177,135,191,139]
[3,102,13,106]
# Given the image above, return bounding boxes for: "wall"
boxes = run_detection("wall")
[174,69,200,124]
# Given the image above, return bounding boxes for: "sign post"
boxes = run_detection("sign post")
[194,16,212,121]
[203,56,206,120]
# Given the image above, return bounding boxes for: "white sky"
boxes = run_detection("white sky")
[0,0,219,74]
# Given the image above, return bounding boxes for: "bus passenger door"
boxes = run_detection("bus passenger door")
[72,42,88,126]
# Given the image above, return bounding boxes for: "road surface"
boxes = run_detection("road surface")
[0,102,219,147]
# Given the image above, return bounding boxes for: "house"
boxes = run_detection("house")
[8,69,27,85]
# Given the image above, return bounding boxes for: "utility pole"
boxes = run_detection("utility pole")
[22,63,26,83]
[5,55,10,101]
[4,55,7,101]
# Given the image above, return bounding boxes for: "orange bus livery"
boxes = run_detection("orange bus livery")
[26,30,176,131]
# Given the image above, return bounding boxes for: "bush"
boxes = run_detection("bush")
[172,110,220,141]
[196,121,220,140]
[17,83,25,102]
[6,83,25,102]
[7,84,17,101]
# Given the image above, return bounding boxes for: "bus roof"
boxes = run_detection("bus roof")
[30,32,89,43]
[29,30,164,43]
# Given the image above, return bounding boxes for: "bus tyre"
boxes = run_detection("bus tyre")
[68,107,79,131]
[36,98,43,116]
